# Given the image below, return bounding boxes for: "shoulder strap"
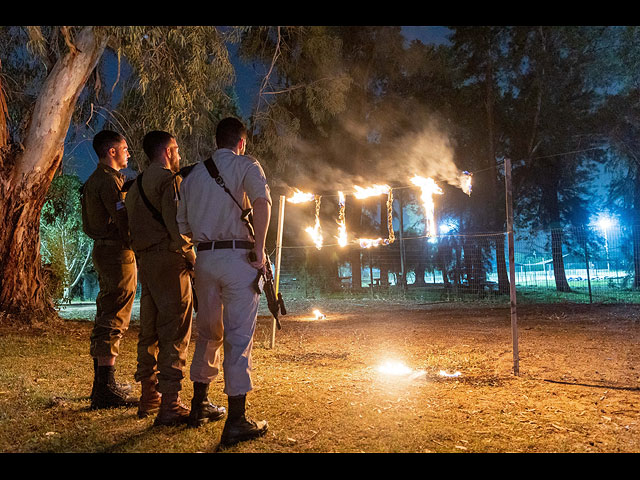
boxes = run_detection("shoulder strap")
[121,179,135,193]
[204,157,244,211]
[136,173,166,227]
[203,157,256,239]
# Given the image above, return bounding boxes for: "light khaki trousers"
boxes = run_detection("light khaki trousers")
[189,248,260,396]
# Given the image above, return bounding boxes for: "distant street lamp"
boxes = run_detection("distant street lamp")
[596,216,617,275]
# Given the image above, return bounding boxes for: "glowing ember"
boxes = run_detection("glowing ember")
[411,175,443,237]
[287,188,315,204]
[461,171,472,196]
[439,370,462,378]
[353,184,391,199]
[312,309,326,320]
[305,196,323,250]
[336,191,348,247]
[377,360,413,376]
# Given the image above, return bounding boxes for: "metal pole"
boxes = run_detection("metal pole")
[398,189,406,293]
[271,195,286,349]
[583,230,593,304]
[505,157,519,376]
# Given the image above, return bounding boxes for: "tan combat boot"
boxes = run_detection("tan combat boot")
[153,392,190,427]
[137,376,162,419]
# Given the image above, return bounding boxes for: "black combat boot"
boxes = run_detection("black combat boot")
[219,394,267,448]
[188,382,226,427]
[91,358,132,402]
[90,365,137,410]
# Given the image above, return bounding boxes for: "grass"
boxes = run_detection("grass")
[1,300,639,453]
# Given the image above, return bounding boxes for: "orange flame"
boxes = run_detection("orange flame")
[287,188,315,204]
[336,191,348,247]
[411,176,443,237]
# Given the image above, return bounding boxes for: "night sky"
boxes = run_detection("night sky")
[68,26,452,182]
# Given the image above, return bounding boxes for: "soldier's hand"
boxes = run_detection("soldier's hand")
[249,248,266,271]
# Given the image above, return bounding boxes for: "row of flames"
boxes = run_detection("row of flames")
[287,172,472,250]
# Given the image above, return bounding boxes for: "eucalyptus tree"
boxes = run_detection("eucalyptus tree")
[0,26,234,320]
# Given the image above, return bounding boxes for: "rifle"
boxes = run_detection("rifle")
[204,158,285,330]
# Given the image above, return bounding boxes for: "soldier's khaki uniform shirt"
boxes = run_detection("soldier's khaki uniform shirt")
[176,148,272,243]
[124,162,194,394]
[81,162,136,359]
[125,162,194,260]
[81,163,131,246]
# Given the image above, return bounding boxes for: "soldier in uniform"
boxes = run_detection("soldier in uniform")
[125,130,225,427]
[81,130,137,409]
[177,117,271,447]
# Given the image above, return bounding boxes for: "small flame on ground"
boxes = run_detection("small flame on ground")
[377,360,413,376]
[312,309,326,320]
[439,370,462,378]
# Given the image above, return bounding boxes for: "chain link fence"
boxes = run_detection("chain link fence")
[275,225,640,305]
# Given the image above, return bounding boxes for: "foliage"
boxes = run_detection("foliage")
[40,174,92,303]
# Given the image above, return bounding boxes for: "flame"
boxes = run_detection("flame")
[377,360,412,376]
[359,238,389,249]
[461,171,472,196]
[411,176,443,237]
[305,196,323,250]
[439,370,462,378]
[336,191,348,247]
[287,188,315,204]
[353,184,395,247]
[353,184,390,199]
[312,309,326,320]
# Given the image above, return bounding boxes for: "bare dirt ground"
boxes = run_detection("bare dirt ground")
[1,300,639,453]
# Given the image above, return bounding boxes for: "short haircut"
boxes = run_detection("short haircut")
[93,130,125,159]
[216,117,248,150]
[142,130,175,160]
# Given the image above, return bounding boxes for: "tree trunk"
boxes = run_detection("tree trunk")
[550,227,571,292]
[0,27,107,318]
[495,235,510,294]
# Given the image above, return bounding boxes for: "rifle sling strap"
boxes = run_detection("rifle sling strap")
[203,157,245,212]
[136,173,166,227]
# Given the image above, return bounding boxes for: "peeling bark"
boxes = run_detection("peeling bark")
[0,27,107,319]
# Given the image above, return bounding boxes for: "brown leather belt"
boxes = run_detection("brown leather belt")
[197,240,254,252]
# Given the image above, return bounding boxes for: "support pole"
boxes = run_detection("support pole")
[398,189,407,294]
[505,157,519,376]
[271,195,286,349]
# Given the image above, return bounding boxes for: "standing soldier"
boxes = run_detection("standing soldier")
[125,131,226,427]
[177,117,271,447]
[81,130,137,410]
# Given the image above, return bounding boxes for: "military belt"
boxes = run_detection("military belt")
[197,240,254,252]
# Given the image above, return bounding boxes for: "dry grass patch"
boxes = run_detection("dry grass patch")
[1,301,639,453]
